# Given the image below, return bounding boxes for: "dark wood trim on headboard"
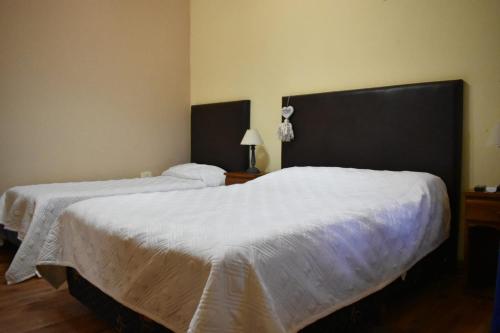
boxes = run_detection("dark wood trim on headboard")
[282,80,463,265]
[191,100,250,172]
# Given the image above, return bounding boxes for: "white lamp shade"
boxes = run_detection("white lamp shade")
[492,122,500,147]
[240,129,263,145]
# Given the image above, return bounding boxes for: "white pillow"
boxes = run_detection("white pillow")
[161,163,226,187]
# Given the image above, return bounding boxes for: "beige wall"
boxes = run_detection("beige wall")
[191,0,500,189]
[0,0,190,193]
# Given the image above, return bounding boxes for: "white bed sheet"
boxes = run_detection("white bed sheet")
[1,175,207,284]
[37,167,450,333]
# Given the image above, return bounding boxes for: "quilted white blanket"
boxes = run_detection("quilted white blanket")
[37,167,450,333]
[1,176,207,284]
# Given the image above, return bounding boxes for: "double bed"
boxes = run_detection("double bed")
[1,100,250,284]
[37,80,463,332]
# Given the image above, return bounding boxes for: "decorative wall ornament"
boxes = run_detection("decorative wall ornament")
[278,96,294,142]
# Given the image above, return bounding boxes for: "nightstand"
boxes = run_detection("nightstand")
[464,191,500,286]
[224,172,264,185]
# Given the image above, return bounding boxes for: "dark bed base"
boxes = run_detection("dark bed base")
[0,225,21,247]
[67,245,446,333]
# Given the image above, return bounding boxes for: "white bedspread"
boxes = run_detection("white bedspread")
[37,167,450,333]
[1,176,207,284]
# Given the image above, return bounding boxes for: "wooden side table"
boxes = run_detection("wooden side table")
[464,191,500,286]
[224,172,264,185]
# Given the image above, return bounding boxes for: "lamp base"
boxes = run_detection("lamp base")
[246,167,261,174]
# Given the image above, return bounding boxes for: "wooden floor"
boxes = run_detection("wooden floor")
[0,244,494,333]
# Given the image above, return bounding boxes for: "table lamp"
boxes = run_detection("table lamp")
[240,129,263,173]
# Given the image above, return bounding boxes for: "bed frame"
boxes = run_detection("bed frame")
[67,81,463,331]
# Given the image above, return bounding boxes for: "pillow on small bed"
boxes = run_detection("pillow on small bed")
[161,163,226,187]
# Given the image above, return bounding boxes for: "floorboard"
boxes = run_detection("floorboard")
[0,244,494,332]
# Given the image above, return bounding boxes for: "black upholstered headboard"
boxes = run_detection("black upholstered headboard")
[191,100,250,172]
[282,80,463,262]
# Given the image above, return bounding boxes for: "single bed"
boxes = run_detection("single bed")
[38,167,450,332]
[1,100,250,284]
[38,80,463,332]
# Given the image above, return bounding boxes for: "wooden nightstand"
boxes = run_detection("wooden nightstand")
[464,191,500,286]
[224,172,264,185]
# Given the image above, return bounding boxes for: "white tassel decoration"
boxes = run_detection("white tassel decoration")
[278,118,294,142]
[278,105,295,142]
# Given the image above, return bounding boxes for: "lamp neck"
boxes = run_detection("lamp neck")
[246,145,260,174]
